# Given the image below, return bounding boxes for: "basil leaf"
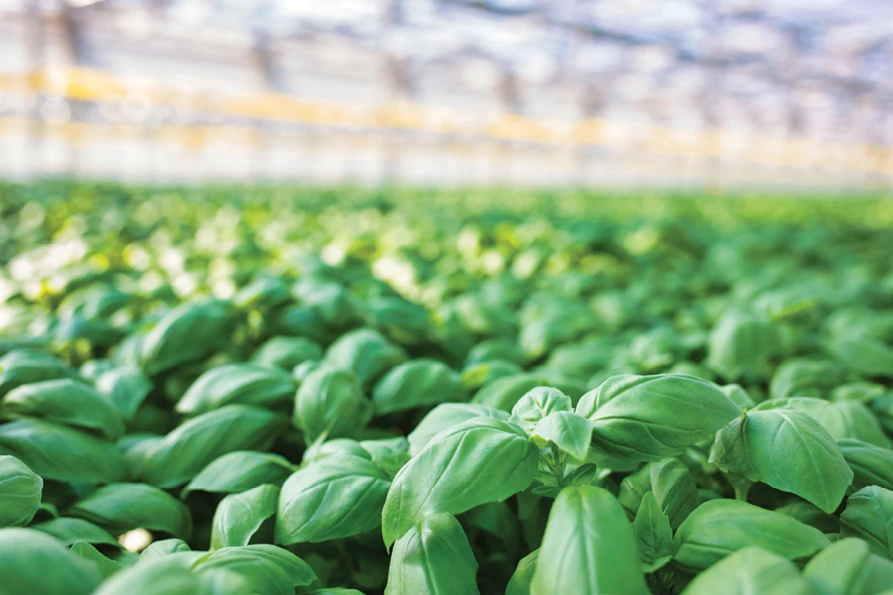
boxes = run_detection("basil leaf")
[0,527,101,595]
[68,482,193,539]
[194,544,317,594]
[506,549,538,595]
[472,375,546,412]
[530,411,593,461]
[577,374,741,464]
[0,418,128,484]
[32,517,120,547]
[276,454,390,545]
[138,405,287,488]
[803,537,893,595]
[324,328,408,389]
[183,451,295,498]
[0,349,79,398]
[530,486,648,595]
[92,557,205,595]
[682,546,812,595]
[176,364,295,415]
[0,454,42,527]
[384,512,479,595]
[674,499,830,572]
[211,484,278,549]
[71,540,123,579]
[372,359,467,415]
[139,300,235,376]
[840,486,893,559]
[707,312,779,382]
[2,378,125,440]
[94,366,153,421]
[838,438,893,492]
[510,387,572,433]
[756,397,890,448]
[293,366,372,445]
[382,417,538,548]
[407,403,509,456]
[253,336,323,371]
[710,409,853,513]
[633,491,674,573]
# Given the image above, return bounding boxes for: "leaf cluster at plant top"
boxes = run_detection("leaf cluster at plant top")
[1,182,893,594]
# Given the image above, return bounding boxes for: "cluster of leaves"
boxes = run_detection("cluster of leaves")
[1,182,893,594]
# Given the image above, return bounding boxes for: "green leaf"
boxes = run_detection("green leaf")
[176,364,296,415]
[292,366,372,445]
[682,546,812,595]
[139,300,235,376]
[372,359,467,415]
[840,486,893,559]
[211,484,278,549]
[710,409,853,513]
[756,397,890,448]
[407,403,509,456]
[0,349,79,398]
[276,454,391,545]
[0,527,101,595]
[721,384,756,409]
[31,517,120,547]
[674,499,830,572]
[838,438,893,492]
[2,378,125,440]
[68,482,193,539]
[707,312,779,382]
[505,549,538,595]
[138,405,287,488]
[769,359,844,400]
[182,451,295,498]
[618,458,700,531]
[382,417,538,548]
[530,411,593,461]
[576,374,741,464]
[94,365,153,421]
[829,334,893,378]
[70,540,123,579]
[384,512,479,595]
[0,418,128,483]
[324,328,408,389]
[140,538,192,559]
[252,336,323,371]
[92,556,205,595]
[509,386,572,433]
[633,492,674,573]
[530,486,648,595]
[0,454,42,527]
[194,544,317,594]
[472,374,545,412]
[803,537,893,595]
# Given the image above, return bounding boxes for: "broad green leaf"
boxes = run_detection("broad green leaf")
[472,374,545,412]
[384,512,479,595]
[576,374,741,464]
[0,349,79,398]
[183,451,295,498]
[372,359,467,415]
[253,336,323,370]
[138,405,287,488]
[769,359,844,400]
[509,387,572,433]
[92,557,205,595]
[139,300,235,376]
[359,437,411,478]
[94,365,153,421]
[682,546,812,595]
[774,500,838,533]
[721,384,756,409]
[840,486,893,559]
[176,364,295,415]
[2,378,125,440]
[674,499,830,572]
[505,549,538,595]
[829,334,893,378]
[530,411,593,460]
[32,517,120,547]
[407,403,509,456]
[0,454,42,527]
[194,544,317,594]
[530,486,648,595]
[0,418,128,483]
[68,482,192,539]
[382,417,538,548]
[71,540,123,579]
[0,527,101,595]
[633,492,674,573]
[756,397,890,448]
[710,409,853,513]
[803,537,893,595]
[707,312,778,382]
[211,484,278,549]
[292,366,372,445]
[276,454,390,545]
[324,328,408,389]
[838,438,893,492]
[140,538,192,559]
